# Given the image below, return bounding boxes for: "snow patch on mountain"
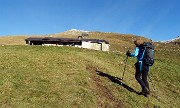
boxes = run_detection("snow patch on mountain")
[160,36,180,43]
[62,29,90,35]
[69,29,90,33]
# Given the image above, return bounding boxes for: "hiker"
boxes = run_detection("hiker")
[126,39,151,97]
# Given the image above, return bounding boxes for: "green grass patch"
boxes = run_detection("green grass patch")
[0,45,179,108]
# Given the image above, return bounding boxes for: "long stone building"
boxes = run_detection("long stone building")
[25,37,110,51]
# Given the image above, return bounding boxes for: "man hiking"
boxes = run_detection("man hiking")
[126,39,154,97]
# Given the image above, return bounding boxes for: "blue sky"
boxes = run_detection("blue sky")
[0,0,179,41]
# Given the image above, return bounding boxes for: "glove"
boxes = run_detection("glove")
[126,50,131,57]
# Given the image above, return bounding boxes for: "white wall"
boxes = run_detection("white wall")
[102,43,110,51]
[82,41,109,51]
[91,43,101,50]
[82,41,91,49]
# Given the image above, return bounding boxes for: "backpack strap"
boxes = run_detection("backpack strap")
[139,47,146,72]
[142,47,146,59]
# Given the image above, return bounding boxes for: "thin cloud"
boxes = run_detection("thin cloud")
[140,8,171,37]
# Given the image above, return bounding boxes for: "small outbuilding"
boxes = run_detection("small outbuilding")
[25,37,110,51]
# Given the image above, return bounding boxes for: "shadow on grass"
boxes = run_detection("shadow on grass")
[96,70,139,94]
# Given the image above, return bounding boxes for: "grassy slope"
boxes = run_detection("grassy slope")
[0,33,179,107]
[0,36,27,45]
[0,45,179,108]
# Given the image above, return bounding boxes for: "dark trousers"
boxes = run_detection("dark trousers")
[135,62,149,92]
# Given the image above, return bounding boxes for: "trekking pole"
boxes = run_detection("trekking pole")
[148,74,159,101]
[122,55,128,80]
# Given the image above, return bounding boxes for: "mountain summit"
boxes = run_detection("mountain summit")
[61,29,90,35]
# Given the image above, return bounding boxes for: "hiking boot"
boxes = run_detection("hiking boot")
[138,91,145,95]
[140,87,150,97]
[144,92,150,97]
[144,88,150,97]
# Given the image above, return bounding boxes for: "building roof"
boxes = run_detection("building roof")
[25,37,109,44]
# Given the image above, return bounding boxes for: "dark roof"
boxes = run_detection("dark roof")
[25,37,79,42]
[82,39,109,44]
[25,37,109,44]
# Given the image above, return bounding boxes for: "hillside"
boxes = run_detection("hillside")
[0,29,151,52]
[0,30,180,107]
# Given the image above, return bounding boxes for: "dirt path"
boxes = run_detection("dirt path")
[86,65,123,108]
